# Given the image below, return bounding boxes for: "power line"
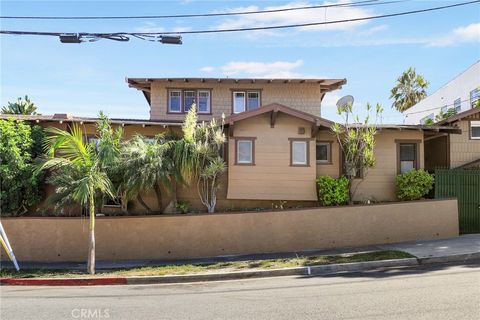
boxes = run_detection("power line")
[0,1,477,42]
[0,0,402,20]
[151,0,480,35]
[404,97,477,116]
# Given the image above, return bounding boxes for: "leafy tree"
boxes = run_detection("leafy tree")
[119,135,172,213]
[38,114,118,274]
[390,68,429,112]
[331,102,382,204]
[1,96,38,115]
[174,105,226,213]
[435,107,457,123]
[0,119,45,215]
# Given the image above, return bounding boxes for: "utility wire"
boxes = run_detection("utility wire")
[404,97,478,116]
[1,1,477,41]
[151,0,480,34]
[0,0,401,20]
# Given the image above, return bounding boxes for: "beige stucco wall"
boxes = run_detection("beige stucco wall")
[227,113,317,201]
[0,199,458,262]
[352,130,425,202]
[449,116,480,168]
[150,81,323,121]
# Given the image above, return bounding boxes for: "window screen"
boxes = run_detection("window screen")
[292,141,307,165]
[247,92,260,110]
[316,143,330,163]
[237,140,252,163]
[399,143,416,174]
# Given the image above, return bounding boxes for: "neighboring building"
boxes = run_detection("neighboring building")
[425,108,480,170]
[404,61,480,124]
[0,77,461,213]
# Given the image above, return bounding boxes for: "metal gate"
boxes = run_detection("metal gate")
[435,169,480,233]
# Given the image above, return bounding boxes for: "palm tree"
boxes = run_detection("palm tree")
[38,117,117,274]
[119,135,172,213]
[390,67,429,113]
[1,96,38,115]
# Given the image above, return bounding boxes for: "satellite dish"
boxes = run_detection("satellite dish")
[336,95,354,109]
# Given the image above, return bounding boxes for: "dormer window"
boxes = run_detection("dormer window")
[232,90,261,114]
[168,89,211,114]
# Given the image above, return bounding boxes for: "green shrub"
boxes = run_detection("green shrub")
[316,176,349,206]
[395,169,434,201]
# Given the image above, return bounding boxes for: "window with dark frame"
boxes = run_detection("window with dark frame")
[471,121,480,140]
[399,143,417,174]
[316,142,331,164]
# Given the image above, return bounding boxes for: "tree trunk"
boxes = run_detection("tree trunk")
[348,178,354,205]
[136,194,151,213]
[87,190,95,275]
[154,182,163,212]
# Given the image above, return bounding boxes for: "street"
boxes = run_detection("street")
[1,262,479,320]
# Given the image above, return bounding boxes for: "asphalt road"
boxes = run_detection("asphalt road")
[1,262,479,320]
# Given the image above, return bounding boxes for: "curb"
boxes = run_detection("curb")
[1,255,478,286]
[0,277,127,286]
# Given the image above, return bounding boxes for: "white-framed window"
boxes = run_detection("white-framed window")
[236,139,254,164]
[454,98,462,112]
[247,92,260,110]
[316,142,331,164]
[233,92,246,114]
[183,90,196,112]
[232,90,261,113]
[197,90,211,114]
[471,121,480,140]
[470,88,480,108]
[441,105,448,113]
[291,140,309,166]
[168,90,182,113]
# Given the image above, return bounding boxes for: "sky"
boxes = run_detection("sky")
[0,0,479,123]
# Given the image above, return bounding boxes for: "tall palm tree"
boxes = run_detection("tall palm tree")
[390,67,429,113]
[1,96,38,115]
[38,120,116,274]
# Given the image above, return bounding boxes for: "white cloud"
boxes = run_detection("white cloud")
[135,22,190,33]
[215,0,373,33]
[427,23,480,47]
[199,66,215,72]
[321,93,342,108]
[202,60,308,78]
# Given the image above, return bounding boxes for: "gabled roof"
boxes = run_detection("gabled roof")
[224,103,334,128]
[437,107,480,125]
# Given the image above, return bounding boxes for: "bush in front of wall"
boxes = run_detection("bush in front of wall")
[316,176,349,206]
[395,169,434,201]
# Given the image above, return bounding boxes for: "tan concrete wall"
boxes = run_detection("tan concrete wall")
[0,199,459,262]
[353,130,425,202]
[150,81,323,121]
[449,116,480,168]
[227,113,317,201]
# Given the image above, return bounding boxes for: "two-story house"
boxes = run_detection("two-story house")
[2,77,460,213]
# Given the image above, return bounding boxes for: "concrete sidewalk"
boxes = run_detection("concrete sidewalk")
[2,234,479,271]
